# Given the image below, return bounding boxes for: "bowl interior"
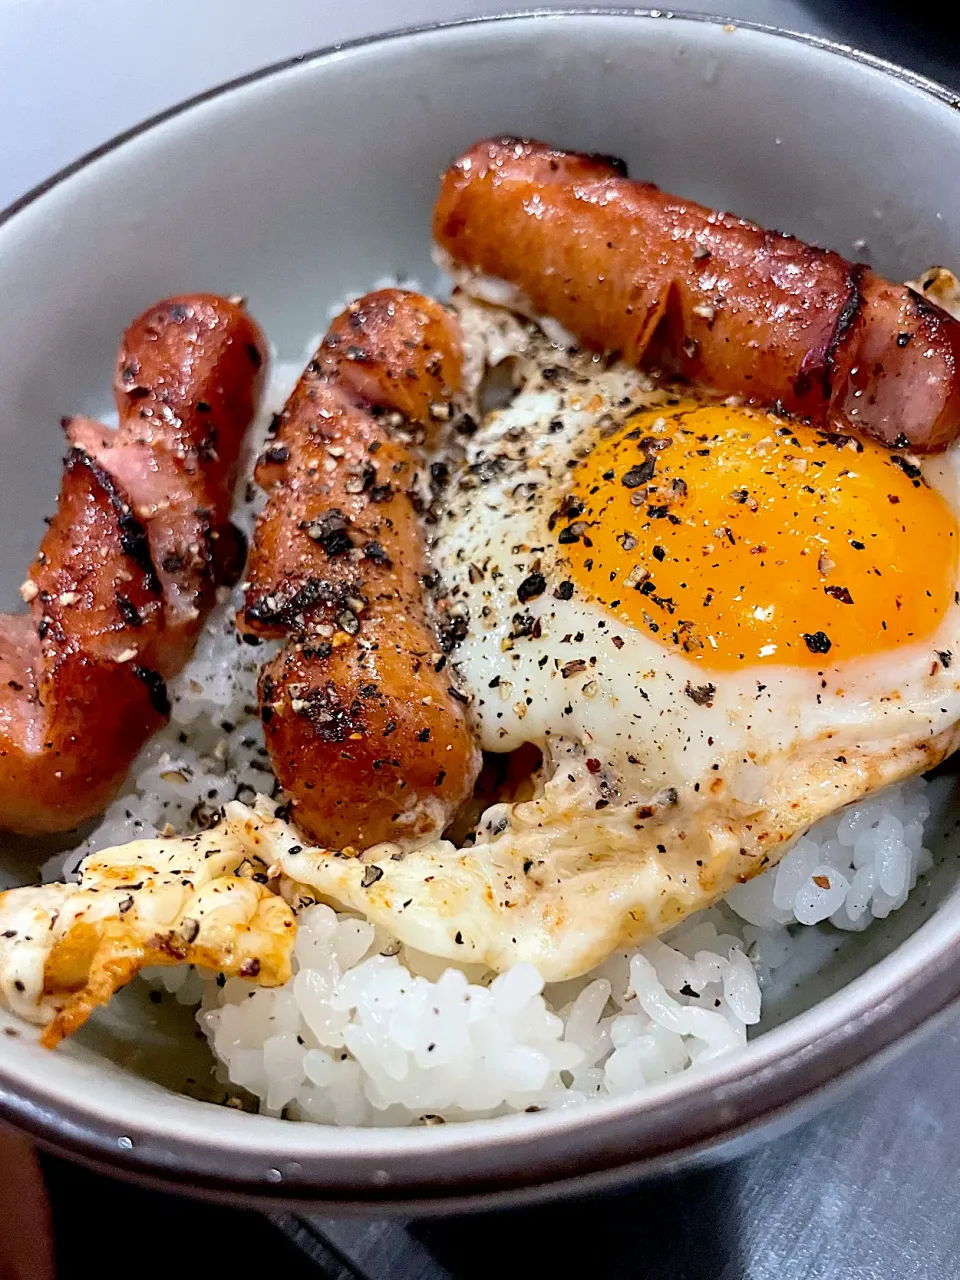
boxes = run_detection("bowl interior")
[0,11,959,1204]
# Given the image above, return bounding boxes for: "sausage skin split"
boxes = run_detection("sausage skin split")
[242,288,481,851]
[0,295,267,835]
[434,138,960,452]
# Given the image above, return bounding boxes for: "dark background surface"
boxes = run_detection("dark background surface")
[37,3,960,1278]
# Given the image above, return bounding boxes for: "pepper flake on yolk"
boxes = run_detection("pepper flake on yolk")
[562,401,958,669]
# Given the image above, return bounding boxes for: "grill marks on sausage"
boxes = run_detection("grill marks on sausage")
[243,290,481,849]
[0,294,266,835]
[244,575,362,630]
[796,262,866,401]
[434,138,960,452]
[68,449,161,594]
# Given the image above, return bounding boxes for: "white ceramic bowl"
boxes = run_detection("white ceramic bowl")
[1,11,959,1211]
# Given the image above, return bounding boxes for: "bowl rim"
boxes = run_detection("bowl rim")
[3,6,959,234]
[3,7,960,1210]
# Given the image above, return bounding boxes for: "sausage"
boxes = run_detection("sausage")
[242,289,481,850]
[433,137,960,452]
[0,295,267,834]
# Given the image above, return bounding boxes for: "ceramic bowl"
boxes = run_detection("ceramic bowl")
[1,10,959,1211]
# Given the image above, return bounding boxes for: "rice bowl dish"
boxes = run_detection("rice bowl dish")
[0,15,960,1206]
[6,256,955,1127]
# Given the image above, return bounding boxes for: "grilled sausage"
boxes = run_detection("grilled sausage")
[434,137,960,452]
[242,289,481,850]
[0,295,266,834]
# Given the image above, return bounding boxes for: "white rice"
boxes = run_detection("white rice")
[195,907,761,1123]
[186,775,931,1125]
[725,777,933,933]
[66,322,942,1128]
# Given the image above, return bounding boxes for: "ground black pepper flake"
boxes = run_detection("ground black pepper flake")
[684,682,716,707]
[303,508,353,556]
[803,630,832,654]
[361,865,384,888]
[554,581,574,600]
[180,917,200,944]
[824,585,854,604]
[517,572,546,603]
[510,612,536,639]
[557,524,584,545]
[890,455,922,481]
[302,642,333,661]
[133,665,171,716]
[364,541,391,567]
[116,594,144,627]
[438,610,469,652]
[621,459,655,488]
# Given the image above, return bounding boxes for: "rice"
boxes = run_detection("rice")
[186,775,930,1125]
[64,317,942,1128]
[197,906,760,1123]
[725,777,933,933]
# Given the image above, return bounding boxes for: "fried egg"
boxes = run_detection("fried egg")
[0,825,295,1044]
[269,295,960,980]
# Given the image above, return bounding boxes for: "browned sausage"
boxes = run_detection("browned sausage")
[242,288,481,850]
[0,295,267,835]
[434,137,960,452]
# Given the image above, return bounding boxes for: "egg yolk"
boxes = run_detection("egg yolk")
[563,401,958,669]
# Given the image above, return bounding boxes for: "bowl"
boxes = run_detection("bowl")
[1,10,960,1212]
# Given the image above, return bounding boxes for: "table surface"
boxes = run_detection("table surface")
[5,2,960,1277]
[286,1013,960,1279]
